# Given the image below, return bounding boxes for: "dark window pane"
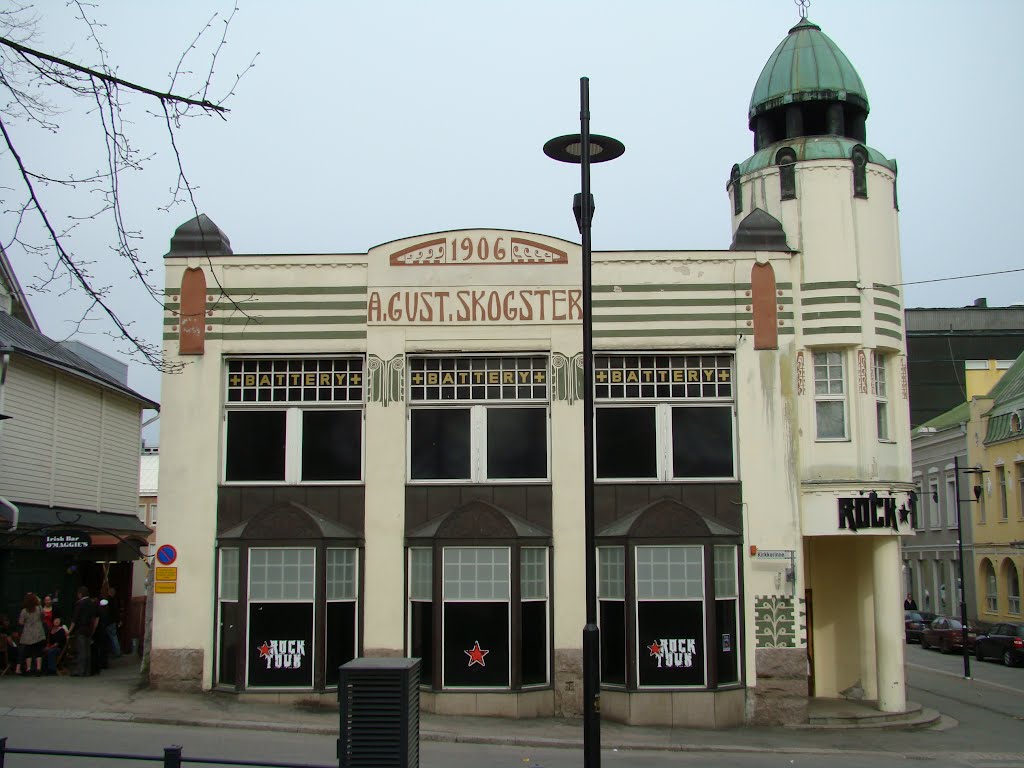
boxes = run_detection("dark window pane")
[247,603,314,688]
[226,411,286,481]
[520,601,548,685]
[443,602,509,687]
[218,601,239,686]
[596,407,657,479]
[600,600,626,685]
[410,601,433,684]
[325,602,357,686]
[672,407,734,478]
[410,409,471,480]
[487,408,547,479]
[715,599,739,685]
[302,410,362,481]
[637,601,705,687]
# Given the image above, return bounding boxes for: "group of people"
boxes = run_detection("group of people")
[1,586,122,677]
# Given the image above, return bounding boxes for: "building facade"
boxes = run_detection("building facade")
[0,249,156,620]
[966,352,1024,625]
[152,16,915,726]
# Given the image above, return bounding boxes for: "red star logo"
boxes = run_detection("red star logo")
[647,641,662,657]
[464,640,489,667]
[257,641,272,659]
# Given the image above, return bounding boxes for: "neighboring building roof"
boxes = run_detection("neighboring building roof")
[139,453,159,496]
[983,350,1024,444]
[738,135,895,175]
[914,401,970,435]
[749,17,869,123]
[0,244,39,331]
[0,312,158,409]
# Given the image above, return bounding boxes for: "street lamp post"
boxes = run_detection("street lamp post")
[953,457,988,679]
[544,77,624,768]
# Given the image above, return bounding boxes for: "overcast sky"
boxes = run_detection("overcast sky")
[3,1,1023,443]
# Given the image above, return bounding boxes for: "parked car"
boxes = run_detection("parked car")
[920,615,976,653]
[918,610,937,626]
[974,622,1024,667]
[905,611,926,643]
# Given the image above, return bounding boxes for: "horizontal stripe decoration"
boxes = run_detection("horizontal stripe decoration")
[592,281,794,343]
[799,281,863,340]
[872,282,903,341]
[163,286,367,342]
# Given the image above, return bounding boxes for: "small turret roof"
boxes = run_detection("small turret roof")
[749,17,869,123]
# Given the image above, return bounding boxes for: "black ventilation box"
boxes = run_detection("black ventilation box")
[337,658,420,768]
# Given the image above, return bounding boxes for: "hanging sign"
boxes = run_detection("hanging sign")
[43,531,90,550]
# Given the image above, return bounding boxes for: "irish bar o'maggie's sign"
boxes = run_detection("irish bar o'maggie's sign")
[43,531,90,550]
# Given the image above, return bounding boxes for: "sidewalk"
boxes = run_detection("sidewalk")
[0,654,1021,761]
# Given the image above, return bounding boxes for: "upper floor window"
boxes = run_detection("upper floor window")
[928,477,940,529]
[813,351,847,440]
[594,354,735,481]
[223,358,364,484]
[873,352,890,441]
[408,356,548,482]
[997,465,1008,521]
[945,476,957,529]
[1017,462,1024,520]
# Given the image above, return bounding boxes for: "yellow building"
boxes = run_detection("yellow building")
[967,351,1024,623]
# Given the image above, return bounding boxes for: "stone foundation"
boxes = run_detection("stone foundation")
[750,647,809,725]
[553,648,583,717]
[602,688,745,727]
[420,689,554,718]
[150,648,204,692]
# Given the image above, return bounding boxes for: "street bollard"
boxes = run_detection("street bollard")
[163,744,183,768]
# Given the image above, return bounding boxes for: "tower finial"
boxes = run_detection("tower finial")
[795,0,810,19]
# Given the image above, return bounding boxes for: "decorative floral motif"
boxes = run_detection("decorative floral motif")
[551,352,584,404]
[857,349,868,394]
[796,350,805,395]
[901,356,908,399]
[368,354,405,406]
[755,595,796,648]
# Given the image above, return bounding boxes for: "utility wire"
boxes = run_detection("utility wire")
[898,267,1024,287]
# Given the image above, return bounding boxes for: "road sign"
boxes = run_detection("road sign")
[155,567,177,581]
[753,550,792,560]
[156,544,177,565]
[155,581,177,594]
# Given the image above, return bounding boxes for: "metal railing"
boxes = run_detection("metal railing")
[0,738,336,768]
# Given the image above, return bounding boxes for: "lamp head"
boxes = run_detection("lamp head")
[543,134,625,165]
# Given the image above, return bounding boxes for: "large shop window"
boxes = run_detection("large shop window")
[247,547,316,688]
[224,358,364,483]
[596,499,742,690]
[406,500,552,691]
[594,354,735,481]
[408,356,549,482]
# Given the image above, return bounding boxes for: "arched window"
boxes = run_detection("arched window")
[851,144,868,199]
[775,147,797,201]
[982,559,998,614]
[596,497,743,690]
[730,165,742,215]
[406,499,552,690]
[1003,559,1020,616]
[215,501,362,690]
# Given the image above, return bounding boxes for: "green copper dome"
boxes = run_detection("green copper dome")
[749,18,869,124]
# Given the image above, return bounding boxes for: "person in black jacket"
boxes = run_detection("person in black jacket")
[68,586,98,676]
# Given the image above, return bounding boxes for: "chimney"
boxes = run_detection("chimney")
[973,298,988,308]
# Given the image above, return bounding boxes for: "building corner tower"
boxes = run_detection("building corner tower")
[729,14,913,716]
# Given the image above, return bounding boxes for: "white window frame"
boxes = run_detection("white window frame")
[215,547,240,686]
[594,402,737,482]
[812,350,848,441]
[149,504,158,526]
[985,561,998,613]
[407,404,550,483]
[945,475,957,529]
[1017,462,1024,520]
[928,475,940,530]
[440,546,511,690]
[519,547,550,688]
[873,352,890,442]
[634,545,707,690]
[997,464,1008,521]
[223,406,365,485]
[1008,563,1021,616]
[245,546,316,690]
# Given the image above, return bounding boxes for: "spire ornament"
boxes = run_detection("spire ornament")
[795,0,810,19]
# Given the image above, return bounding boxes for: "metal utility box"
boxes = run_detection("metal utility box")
[337,657,420,768]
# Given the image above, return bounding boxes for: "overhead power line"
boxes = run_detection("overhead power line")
[898,267,1024,287]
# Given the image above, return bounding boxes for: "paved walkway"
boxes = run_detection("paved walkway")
[1,655,1022,761]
